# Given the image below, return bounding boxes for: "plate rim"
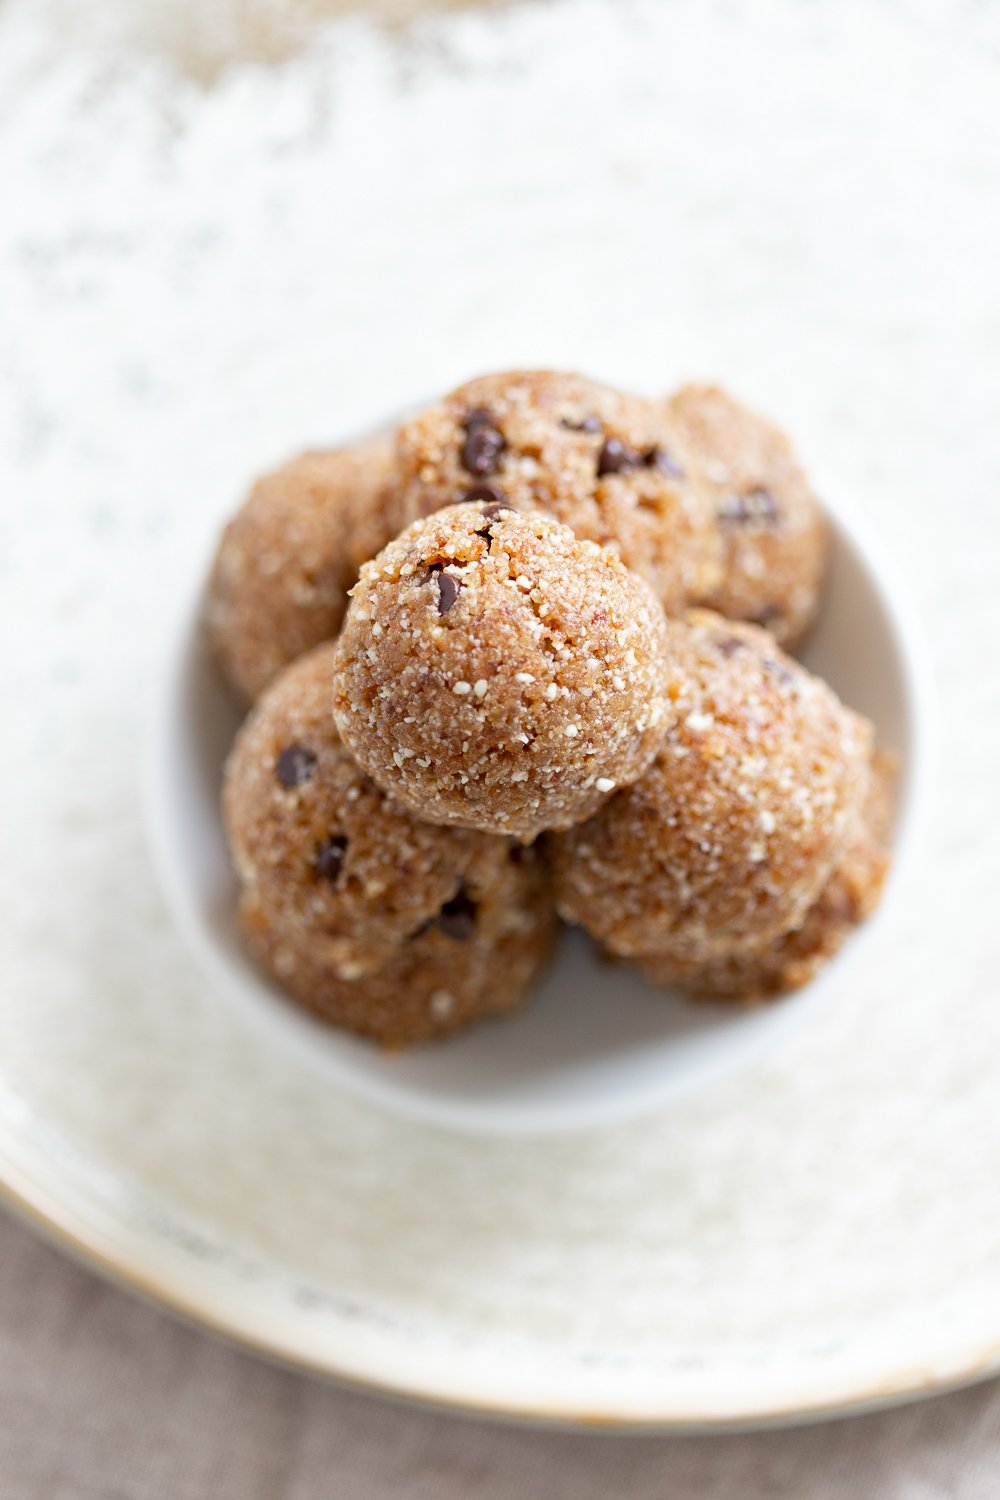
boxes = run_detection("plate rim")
[3,1126,998,1435]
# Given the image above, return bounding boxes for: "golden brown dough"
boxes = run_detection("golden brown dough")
[667,384,827,649]
[550,610,873,974]
[332,501,671,840]
[396,370,722,614]
[637,750,894,999]
[206,436,404,702]
[223,643,556,1045]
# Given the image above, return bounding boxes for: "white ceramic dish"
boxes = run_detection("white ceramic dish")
[144,478,927,1136]
[17,412,1000,1433]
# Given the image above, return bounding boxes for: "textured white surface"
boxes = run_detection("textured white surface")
[1,0,1000,1427]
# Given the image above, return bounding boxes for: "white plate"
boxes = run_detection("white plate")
[4,0,999,1429]
[145,486,926,1135]
[15,422,1000,1429]
[9,410,983,1432]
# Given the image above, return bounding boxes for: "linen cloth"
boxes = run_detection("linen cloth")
[0,1207,996,1499]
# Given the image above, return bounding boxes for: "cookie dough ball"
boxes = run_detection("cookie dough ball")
[638,750,894,999]
[550,610,873,971]
[224,642,555,998]
[396,370,721,614]
[224,653,556,1049]
[206,436,403,703]
[240,882,554,1048]
[666,385,828,649]
[331,502,671,840]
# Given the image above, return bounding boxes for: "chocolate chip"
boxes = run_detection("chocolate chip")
[597,437,643,477]
[437,572,461,615]
[644,446,684,477]
[715,635,748,658]
[435,887,477,940]
[763,656,795,686]
[475,500,515,549]
[719,487,780,526]
[314,834,348,882]
[561,413,603,433]
[747,486,780,518]
[275,743,317,789]
[461,409,506,476]
[459,482,507,506]
[480,501,514,522]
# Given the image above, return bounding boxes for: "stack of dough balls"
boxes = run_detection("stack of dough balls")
[210,371,894,1048]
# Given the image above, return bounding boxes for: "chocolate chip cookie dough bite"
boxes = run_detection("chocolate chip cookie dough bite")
[666,384,828,649]
[331,501,671,840]
[223,643,555,1046]
[239,885,555,1048]
[550,610,874,986]
[396,370,722,615]
[205,436,404,703]
[637,749,895,1000]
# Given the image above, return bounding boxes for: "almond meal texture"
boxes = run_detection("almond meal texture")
[666,384,828,649]
[549,610,874,980]
[223,643,556,1045]
[206,436,404,702]
[331,501,671,839]
[396,370,723,615]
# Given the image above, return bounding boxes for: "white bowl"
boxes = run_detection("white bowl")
[145,475,930,1137]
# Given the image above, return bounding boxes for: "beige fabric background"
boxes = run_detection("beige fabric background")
[1,1206,997,1499]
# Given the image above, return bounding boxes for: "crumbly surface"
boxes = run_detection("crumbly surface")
[238,886,555,1049]
[395,370,722,615]
[205,436,404,702]
[666,384,828,649]
[224,643,556,1006]
[549,610,873,966]
[639,750,895,999]
[331,502,671,840]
